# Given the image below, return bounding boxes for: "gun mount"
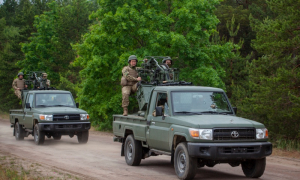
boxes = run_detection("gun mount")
[136,56,192,111]
[25,71,55,90]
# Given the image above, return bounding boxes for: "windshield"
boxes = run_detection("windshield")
[35,93,75,107]
[171,91,233,115]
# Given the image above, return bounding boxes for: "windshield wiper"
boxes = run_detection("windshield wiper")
[36,105,48,107]
[52,105,72,107]
[201,111,228,115]
[175,111,202,115]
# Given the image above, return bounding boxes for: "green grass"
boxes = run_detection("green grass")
[0,165,28,180]
[274,137,300,151]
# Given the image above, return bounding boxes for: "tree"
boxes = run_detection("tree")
[74,0,235,130]
[242,0,300,139]
[0,18,21,110]
[20,0,97,92]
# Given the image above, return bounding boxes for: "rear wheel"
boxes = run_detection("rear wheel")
[241,158,266,178]
[124,135,142,166]
[14,122,25,141]
[53,134,62,140]
[174,142,197,180]
[34,124,45,145]
[77,131,89,144]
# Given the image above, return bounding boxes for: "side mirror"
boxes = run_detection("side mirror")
[233,107,237,114]
[76,103,79,108]
[155,106,163,116]
[25,103,31,109]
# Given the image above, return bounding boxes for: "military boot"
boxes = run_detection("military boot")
[123,107,128,116]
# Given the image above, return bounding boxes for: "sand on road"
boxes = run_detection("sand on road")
[1,118,300,180]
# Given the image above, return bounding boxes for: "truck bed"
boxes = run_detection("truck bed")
[113,114,147,142]
[9,109,24,124]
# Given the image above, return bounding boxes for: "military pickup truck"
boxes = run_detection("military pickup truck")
[10,89,91,145]
[113,57,272,180]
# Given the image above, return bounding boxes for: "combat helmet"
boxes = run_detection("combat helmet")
[162,57,172,64]
[128,55,138,63]
[17,72,24,77]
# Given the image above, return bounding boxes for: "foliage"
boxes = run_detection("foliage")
[74,0,235,129]
[240,0,300,139]
[20,0,98,92]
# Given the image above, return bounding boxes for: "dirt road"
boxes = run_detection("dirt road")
[1,118,300,180]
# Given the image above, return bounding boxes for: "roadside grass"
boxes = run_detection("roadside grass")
[0,154,81,180]
[0,111,9,120]
[274,138,300,152]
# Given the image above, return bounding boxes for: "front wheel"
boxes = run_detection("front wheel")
[15,122,25,141]
[241,158,266,178]
[34,124,45,145]
[77,131,89,144]
[174,142,197,180]
[124,135,142,166]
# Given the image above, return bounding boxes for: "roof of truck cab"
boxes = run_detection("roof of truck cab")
[24,90,71,93]
[153,86,224,92]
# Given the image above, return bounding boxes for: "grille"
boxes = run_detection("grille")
[53,114,80,121]
[213,128,255,141]
[219,146,259,154]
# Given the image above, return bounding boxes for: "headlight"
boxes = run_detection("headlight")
[80,114,90,120]
[39,114,53,121]
[256,128,268,139]
[189,128,213,140]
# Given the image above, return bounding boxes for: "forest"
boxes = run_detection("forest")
[0,0,299,150]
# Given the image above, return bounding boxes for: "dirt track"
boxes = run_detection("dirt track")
[1,118,300,180]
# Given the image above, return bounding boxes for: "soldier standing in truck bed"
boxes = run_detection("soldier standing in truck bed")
[121,55,142,116]
[12,72,27,99]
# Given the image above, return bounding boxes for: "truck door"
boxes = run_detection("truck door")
[147,92,171,151]
[23,93,34,128]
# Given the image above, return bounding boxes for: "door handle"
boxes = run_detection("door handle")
[151,122,155,125]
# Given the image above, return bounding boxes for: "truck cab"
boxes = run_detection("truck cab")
[10,89,90,145]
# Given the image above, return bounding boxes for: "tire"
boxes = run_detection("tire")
[34,124,45,145]
[77,131,89,144]
[174,142,197,180]
[15,122,25,141]
[53,134,62,140]
[241,158,266,178]
[124,135,142,166]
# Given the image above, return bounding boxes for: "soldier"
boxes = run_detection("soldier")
[40,73,50,89]
[121,55,142,116]
[162,56,172,68]
[12,72,27,99]
[159,56,173,82]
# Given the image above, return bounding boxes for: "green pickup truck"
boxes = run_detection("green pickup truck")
[113,84,272,179]
[10,89,91,145]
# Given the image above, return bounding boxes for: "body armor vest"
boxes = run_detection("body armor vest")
[16,79,25,89]
[126,66,138,86]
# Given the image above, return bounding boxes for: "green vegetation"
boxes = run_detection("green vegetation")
[0,0,299,148]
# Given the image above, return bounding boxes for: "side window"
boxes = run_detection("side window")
[156,93,169,116]
[26,94,33,108]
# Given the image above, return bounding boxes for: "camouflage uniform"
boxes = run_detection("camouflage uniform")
[121,55,141,116]
[40,73,50,88]
[121,65,138,109]
[12,73,26,99]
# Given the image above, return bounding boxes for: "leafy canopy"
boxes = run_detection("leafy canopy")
[74,0,235,130]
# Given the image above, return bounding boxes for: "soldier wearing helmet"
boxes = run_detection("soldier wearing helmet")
[121,55,142,116]
[12,72,27,99]
[162,56,172,68]
[158,56,173,82]
[40,73,50,89]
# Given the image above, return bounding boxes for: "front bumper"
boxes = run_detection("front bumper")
[38,122,91,132]
[188,142,272,160]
